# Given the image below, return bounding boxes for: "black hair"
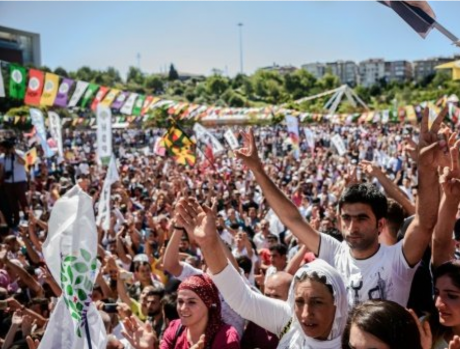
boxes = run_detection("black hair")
[161,293,179,322]
[339,183,388,221]
[342,300,423,349]
[269,243,288,256]
[236,255,252,275]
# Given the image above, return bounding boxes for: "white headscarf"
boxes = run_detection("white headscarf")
[277,259,348,349]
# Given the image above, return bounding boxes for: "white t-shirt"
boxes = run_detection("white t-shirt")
[0,151,27,183]
[319,233,417,308]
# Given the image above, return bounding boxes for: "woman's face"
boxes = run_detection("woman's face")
[435,275,460,327]
[348,325,390,349]
[177,289,208,329]
[294,278,335,340]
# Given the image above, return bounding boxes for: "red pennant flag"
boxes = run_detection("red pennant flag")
[24,69,45,106]
[90,86,109,111]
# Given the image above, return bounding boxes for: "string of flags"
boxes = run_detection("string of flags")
[1,60,460,128]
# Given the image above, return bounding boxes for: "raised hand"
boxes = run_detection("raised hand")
[407,309,432,349]
[440,140,460,199]
[418,107,449,169]
[176,198,217,247]
[360,160,380,178]
[234,129,262,171]
[26,336,40,349]
[448,335,460,349]
[122,316,157,349]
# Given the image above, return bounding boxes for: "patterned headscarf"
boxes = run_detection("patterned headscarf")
[179,274,223,348]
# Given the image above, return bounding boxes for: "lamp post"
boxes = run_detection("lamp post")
[238,22,244,74]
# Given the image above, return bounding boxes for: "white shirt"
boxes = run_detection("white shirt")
[0,151,27,183]
[319,233,417,308]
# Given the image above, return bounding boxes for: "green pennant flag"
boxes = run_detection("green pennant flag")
[79,83,99,109]
[132,95,145,116]
[9,64,27,99]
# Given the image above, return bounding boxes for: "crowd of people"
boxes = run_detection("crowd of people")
[1,106,460,349]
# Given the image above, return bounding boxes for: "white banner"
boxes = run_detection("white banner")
[0,67,5,98]
[97,105,112,165]
[193,123,225,156]
[381,110,390,124]
[331,134,347,156]
[285,115,300,159]
[96,156,119,231]
[303,128,315,150]
[120,93,138,115]
[39,186,107,349]
[224,129,239,150]
[30,108,54,158]
[48,111,64,158]
[68,81,89,107]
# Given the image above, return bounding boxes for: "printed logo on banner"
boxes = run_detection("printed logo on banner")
[59,82,70,94]
[44,80,55,93]
[12,70,23,84]
[29,77,40,91]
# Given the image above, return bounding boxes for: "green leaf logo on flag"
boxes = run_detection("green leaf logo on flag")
[9,64,27,99]
[60,249,97,338]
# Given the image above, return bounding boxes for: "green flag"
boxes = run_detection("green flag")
[9,64,27,99]
[79,83,99,109]
[132,95,145,116]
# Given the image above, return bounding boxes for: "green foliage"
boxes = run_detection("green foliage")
[168,64,179,81]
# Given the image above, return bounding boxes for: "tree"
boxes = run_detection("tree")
[145,75,164,94]
[54,67,69,77]
[206,75,229,96]
[168,64,179,81]
[127,66,144,85]
[284,69,317,100]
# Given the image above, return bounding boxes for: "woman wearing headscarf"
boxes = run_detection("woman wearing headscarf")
[176,198,348,349]
[160,274,240,349]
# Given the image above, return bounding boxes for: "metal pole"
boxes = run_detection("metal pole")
[238,23,244,74]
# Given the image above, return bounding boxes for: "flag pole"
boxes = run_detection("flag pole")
[85,320,93,349]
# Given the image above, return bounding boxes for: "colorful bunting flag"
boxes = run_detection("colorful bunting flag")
[40,73,60,106]
[111,91,129,110]
[90,86,109,111]
[80,83,99,109]
[68,81,89,108]
[120,93,138,115]
[24,69,44,106]
[141,96,154,115]
[132,95,145,116]
[162,126,196,166]
[54,78,74,108]
[9,64,27,99]
[99,89,120,107]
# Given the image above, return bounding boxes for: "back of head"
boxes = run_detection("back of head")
[385,199,405,238]
[339,183,388,221]
[342,300,423,349]
[265,271,293,301]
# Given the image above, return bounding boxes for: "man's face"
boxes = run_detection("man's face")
[136,265,151,283]
[264,277,289,301]
[340,203,380,252]
[142,294,161,316]
[269,251,286,271]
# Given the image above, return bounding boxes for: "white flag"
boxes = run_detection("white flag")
[0,67,5,98]
[331,134,347,156]
[193,123,225,156]
[68,81,89,107]
[97,105,112,165]
[48,111,64,158]
[224,129,239,150]
[120,93,138,115]
[285,115,300,159]
[96,155,119,231]
[303,128,315,150]
[30,108,54,158]
[39,185,107,349]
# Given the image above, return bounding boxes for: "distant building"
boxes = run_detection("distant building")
[384,60,413,83]
[301,62,326,79]
[0,26,41,66]
[326,60,358,86]
[413,55,460,81]
[259,63,297,75]
[358,59,385,87]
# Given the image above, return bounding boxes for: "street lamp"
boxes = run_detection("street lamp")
[238,23,244,74]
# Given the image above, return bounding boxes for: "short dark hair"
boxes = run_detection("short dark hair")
[236,255,252,275]
[269,244,287,256]
[161,293,179,322]
[342,300,423,349]
[339,183,388,221]
[385,199,405,237]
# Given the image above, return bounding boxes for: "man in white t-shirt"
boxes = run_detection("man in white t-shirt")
[233,109,444,308]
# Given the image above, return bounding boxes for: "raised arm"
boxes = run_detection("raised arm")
[402,108,446,267]
[360,160,415,216]
[432,141,460,268]
[176,198,291,336]
[162,227,185,277]
[235,130,320,254]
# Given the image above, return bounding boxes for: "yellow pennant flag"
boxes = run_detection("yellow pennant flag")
[25,148,37,171]
[14,116,20,124]
[453,68,460,80]
[40,73,60,106]
[405,105,417,122]
[100,89,120,107]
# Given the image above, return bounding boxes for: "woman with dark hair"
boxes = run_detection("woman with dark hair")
[160,274,240,349]
[428,261,460,349]
[342,300,424,349]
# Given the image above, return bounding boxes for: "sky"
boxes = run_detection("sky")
[1,1,459,79]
